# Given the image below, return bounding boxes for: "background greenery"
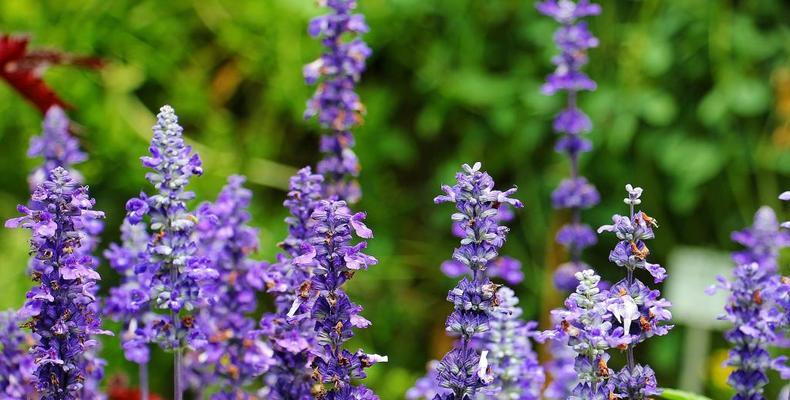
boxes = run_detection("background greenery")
[0,0,788,398]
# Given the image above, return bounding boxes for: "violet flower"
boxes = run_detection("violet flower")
[27,106,107,399]
[186,175,274,399]
[0,310,35,398]
[27,106,86,188]
[541,269,614,399]
[708,203,790,399]
[284,198,384,399]
[304,0,372,203]
[6,167,110,400]
[537,3,602,394]
[598,184,672,399]
[258,167,324,400]
[125,105,215,400]
[431,162,523,399]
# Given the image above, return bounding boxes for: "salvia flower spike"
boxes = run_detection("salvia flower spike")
[0,310,35,398]
[304,0,372,203]
[709,204,789,399]
[125,105,215,400]
[186,175,274,399]
[27,106,107,399]
[6,167,110,400]
[258,167,324,400]
[598,184,673,399]
[432,162,523,400]
[536,0,601,291]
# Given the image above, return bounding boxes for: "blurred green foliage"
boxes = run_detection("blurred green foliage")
[0,0,788,398]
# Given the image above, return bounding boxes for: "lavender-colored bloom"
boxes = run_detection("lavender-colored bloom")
[257,167,324,400]
[431,162,523,399]
[708,199,790,399]
[6,167,109,399]
[484,288,545,399]
[542,270,613,399]
[127,105,213,345]
[27,106,86,188]
[538,3,602,395]
[0,310,35,398]
[710,264,789,399]
[780,191,790,229]
[126,105,214,400]
[283,199,383,399]
[305,0,372,203]
[730,206,789,274]
[186,176,274,398]
[598,184,672,399]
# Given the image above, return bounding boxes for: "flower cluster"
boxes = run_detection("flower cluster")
[0,310,35,398]
[259,167,324,400]
[432,162,523,399]
[709,204,790,399]
[286,199,383,399]
[125,105,214,349]
[27,106,86,187]
[27,105,108,399]
[483,288,545,399]
[185,176,274,399]
[304,0,372,203]
[542,270,613,399]
[598,184,672,399]
[537,2,602,395]
[537,0,601,292]
[6,167,109,399]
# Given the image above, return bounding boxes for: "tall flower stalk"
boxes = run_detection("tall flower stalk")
[188,175,274,398]
[259,167,324,399]
[536,2,602,396]
[542,269,613,399]
[28,105,107,399]
[6,167,109,400]
[431,162,523,399]
[304,0,372,203]
[709,204,789,399]
[598,184,672,399]
[286,199,385,399]
[124,105,215,400]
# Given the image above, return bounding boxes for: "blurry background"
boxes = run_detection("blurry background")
[0,0,788,398]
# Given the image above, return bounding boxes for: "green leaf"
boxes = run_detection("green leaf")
[660,388,714,400]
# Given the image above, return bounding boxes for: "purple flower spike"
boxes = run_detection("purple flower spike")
[429,163,528,399]
[27,106,87,188]
[0,310,35,398]
[6,167,110,400]
[305,0,372,203]
[598,185,672,399]
[278,198,383,399]
[184,176,275,398]
[709,196,790,399]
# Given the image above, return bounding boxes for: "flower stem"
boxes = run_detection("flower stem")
[140,363,149,400]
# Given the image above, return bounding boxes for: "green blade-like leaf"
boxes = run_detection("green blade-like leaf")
[660,388,714,400]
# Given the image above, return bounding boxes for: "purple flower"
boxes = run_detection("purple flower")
[6,167,109,399]
[731,206,789,274]
[551,177,600,210]
[431,162,523,398]
[27,106,86,188]
[305,0,372,203]
[184,176,275,397]
[0,310,35,398]
[541,270,614,399]
[257,168,325,400]
[598,184,672,399]
[282,199,383,398]
[484,288,545,399]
